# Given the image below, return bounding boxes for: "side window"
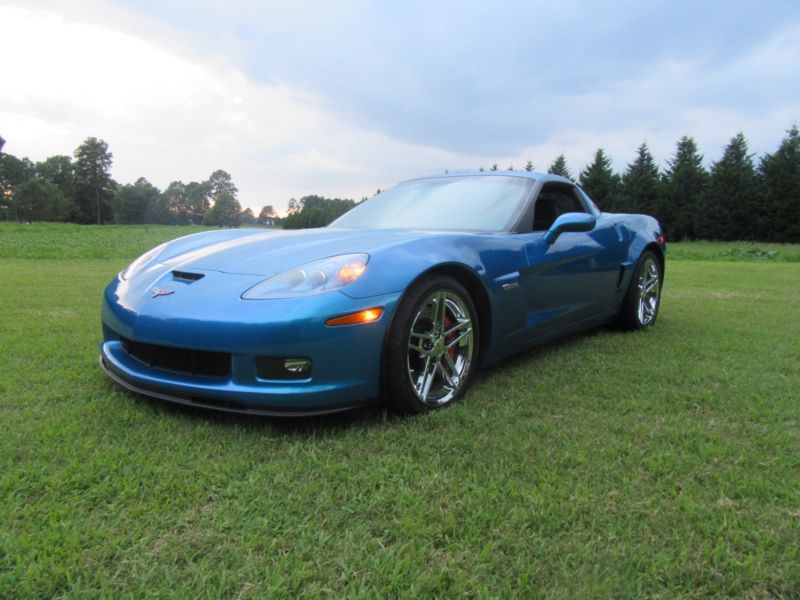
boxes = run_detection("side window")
[531,184,589,231]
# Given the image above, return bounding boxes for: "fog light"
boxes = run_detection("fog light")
[256,357,312,380]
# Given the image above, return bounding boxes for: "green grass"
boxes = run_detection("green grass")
[666,240,800,262]
[1,225,799,597]
[0,222,212,259]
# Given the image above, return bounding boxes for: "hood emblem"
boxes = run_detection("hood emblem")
[152,288,175,298]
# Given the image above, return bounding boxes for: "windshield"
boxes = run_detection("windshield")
[331,175,534,232]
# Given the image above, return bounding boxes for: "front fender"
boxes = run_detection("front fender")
[340,233,532,368]
[340,233,528,299]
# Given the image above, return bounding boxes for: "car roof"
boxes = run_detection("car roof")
[401,171,575,186]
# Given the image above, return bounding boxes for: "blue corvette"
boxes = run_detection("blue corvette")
[100,172,665,416]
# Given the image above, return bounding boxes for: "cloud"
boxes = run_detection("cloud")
[0,3,457,211]
[117,0,800,155]
[1,1,799,213]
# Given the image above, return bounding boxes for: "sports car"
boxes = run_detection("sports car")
[100,172,665,416]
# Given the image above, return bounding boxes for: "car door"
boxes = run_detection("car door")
[518,183,623,339]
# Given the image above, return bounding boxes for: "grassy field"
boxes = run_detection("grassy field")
[666,240,800,262]
[1,223,799,597]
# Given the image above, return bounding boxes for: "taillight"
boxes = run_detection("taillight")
[657,235,666,245]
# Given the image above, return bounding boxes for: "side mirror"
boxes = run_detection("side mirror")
[543,212,596,244]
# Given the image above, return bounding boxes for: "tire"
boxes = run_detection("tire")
[384,275,479,414]
[619,250,662,330]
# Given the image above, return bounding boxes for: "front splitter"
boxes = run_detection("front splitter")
[99,356,373,418]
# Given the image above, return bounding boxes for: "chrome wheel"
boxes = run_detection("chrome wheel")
[406,290,474,407]
[636,257,660,325]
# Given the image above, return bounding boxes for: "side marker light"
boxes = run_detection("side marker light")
[325,308,383,326]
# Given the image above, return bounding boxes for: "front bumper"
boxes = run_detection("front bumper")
[100,272,401,415]
[99,355,369,416]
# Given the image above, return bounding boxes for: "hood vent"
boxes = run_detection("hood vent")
[172,271,205,282]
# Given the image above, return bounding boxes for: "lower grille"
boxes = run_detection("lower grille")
[120,337,231,378]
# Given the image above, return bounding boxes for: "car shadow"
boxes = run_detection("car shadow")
[474,322,627,381]
[116,323,629,436]
[124,389,402,436]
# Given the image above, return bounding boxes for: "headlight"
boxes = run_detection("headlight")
[120,243,167,281]
[242,254,369,300]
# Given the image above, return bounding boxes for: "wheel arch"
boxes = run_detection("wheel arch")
[378,261,493,410]
[643,242,665,283]
[380,262,493,398]
[413,263,493,368]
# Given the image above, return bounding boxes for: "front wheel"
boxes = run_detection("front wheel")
[620,250,662,330]
[384,275,478,414]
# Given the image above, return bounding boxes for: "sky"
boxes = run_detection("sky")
[2,0,799,214]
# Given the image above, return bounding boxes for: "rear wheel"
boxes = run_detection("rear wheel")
[620,250,662,330]
[385,275,478,414]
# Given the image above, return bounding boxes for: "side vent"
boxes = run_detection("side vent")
[172,271,205,282]
[616,265,626,289]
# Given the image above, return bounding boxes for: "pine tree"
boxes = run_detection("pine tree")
[579,149,620,211]
[73,137,114,224]
[703,133,758,240]
[759,126,800,242]
[524,160,534,172]
[547,154,572,180]
[621,143,660,215]
[490,164,498,171]
[661,136,707,240]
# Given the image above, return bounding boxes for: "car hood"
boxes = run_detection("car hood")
[159,228,440,277]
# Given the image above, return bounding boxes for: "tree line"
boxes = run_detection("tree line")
[2,127,798,242]
[526,128,798,243]
[0,136,281,228]
[282,195,358,229]
[281,127,800,242]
